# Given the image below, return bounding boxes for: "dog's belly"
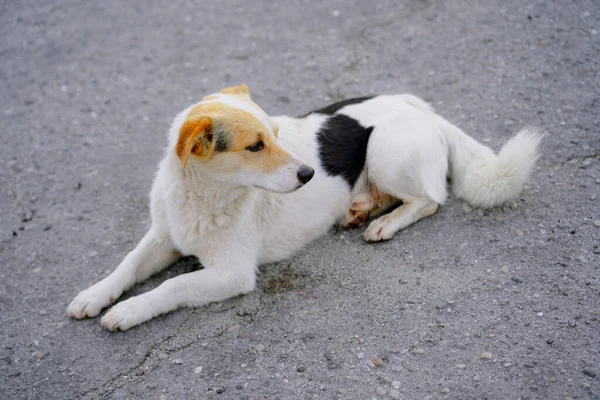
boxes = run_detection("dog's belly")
[258,173,351,264]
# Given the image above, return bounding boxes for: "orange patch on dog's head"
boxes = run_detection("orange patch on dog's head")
[218,84,251,98]
[214,117,291,174]
[175,116,214,168]
[176,85,290,172]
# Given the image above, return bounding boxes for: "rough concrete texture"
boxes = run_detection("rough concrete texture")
[1,0,599,399]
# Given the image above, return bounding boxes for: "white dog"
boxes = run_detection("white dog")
[67,84,542,331]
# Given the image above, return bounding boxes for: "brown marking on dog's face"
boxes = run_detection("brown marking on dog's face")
[177,85,290,174]
[213,115,291,174]
[175,116,214,168]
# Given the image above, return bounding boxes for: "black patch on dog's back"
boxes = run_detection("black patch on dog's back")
[316,114,373,187]
[308,96,374,116]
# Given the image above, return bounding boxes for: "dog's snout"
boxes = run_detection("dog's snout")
[296,165,315,184]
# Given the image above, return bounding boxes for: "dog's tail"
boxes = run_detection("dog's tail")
[441,119,544,208]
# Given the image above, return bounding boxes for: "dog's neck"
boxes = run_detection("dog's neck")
[174,158,252,212]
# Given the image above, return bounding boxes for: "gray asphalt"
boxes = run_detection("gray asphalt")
[1,1,599,399]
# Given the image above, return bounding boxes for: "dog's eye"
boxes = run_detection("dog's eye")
[245,141,264,152]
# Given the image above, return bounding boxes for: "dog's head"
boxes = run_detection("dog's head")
[175,84,314,193]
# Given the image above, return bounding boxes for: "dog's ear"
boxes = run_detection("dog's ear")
[219,84,251,99]
[175,117,214,168]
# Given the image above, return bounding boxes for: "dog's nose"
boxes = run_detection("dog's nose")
[297,165,315,184]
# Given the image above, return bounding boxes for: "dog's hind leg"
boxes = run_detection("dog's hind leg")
[363,196,439,242]
[342,184,400,228]
[67,229,180,319]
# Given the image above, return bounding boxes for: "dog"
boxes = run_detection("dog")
[67,84,543,331]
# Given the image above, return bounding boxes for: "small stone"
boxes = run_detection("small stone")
[338,388,347,394]
[583,368,597,378]
[500,265,509,274]
[194,366,203,374]
[524,362,535,368]
[389,389,400,399]
[147,382,158,389]
[135,369,145,376]
[356,352,364,359]
[375,386,387,396]
[392,381,401,389]
[255,344,265,351]
[480,352,492,360]
[407,365,418,372]
[171,359,182,365]
[413,348,425,355]
[297,365,306,373]
[159,395,167,400]
[515,229,524,236]
[593,220,600,227]
[201,342,209,347]
[33,352,45,360]
[546,339,554,344]
[549,377,556,382]
[462,203,473,213]
[371,357,384,366]
[216,387,224,394]
[503,363,512,367]
[455,364,467,369]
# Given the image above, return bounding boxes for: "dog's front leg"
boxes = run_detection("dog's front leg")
[67,229,179,319]
[100,261,256,331]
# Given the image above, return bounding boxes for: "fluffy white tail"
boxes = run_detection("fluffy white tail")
[443,121,544,208]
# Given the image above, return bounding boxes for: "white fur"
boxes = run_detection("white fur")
[67,94,542,330]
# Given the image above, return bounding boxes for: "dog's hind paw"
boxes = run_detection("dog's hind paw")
[342,192,376,228]
[363,216,394,242]
[342,209,369,228]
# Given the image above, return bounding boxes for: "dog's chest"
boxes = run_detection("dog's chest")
[165,188,253,256]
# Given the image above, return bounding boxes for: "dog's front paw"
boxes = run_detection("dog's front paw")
[363,216,394,242]
[67,282,121,319]
[100,296,153,331]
